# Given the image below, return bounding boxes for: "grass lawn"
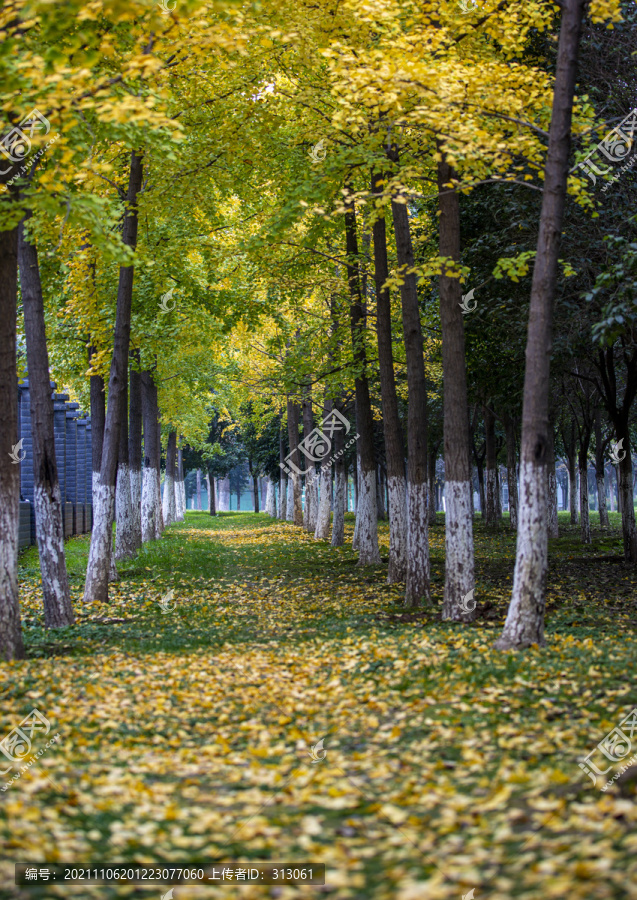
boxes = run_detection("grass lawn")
[2,511,636,899]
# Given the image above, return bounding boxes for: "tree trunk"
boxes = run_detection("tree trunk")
[265,478,276,516]
[504,415,519,531]
[175,441,185,520]
[579,449,591,544]
[278,427,287,520]
[495,466,503,521]
[391,192,428,598]
[346,190,381,565]
[286,474,294,521]
[155,420,164,538]
[594,410,610,527]
[89,353,117,582]
[372,168,408,581]
[18,215,74,627]
[427,449,437,526]
[162,431,177,525]
[253,473,259,513]
[0,223,25,660]
[436,158,475,617]
[484,405,498,527]
[285,397,303,525]
[331,409,346,547]
[83,150,143,604]
[476,457,486,517]
[196,468,202,511]
[495,0,585,649]
[302,389,318,531]
[141,371,159,542]
[114,370,135,560]
[314,397,333,541]
[208,471,216,515]
[616,424,637,560]
[546,421,559,538]
[129,360,143,549]
[376,466,387,520]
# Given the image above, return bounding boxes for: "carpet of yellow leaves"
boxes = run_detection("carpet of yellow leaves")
[1,513,636,899]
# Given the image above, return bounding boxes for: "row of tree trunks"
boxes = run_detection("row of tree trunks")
[141,370,160,542]
[115,373,135,560]
[162,431,177,525]
[83,150,144,605]
[129,363,143,548]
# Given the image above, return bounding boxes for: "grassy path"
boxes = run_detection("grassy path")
[2,512,636,899]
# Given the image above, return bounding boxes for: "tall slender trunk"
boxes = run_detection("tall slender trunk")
[18,214,74,627]
[279,428,287,520]
[565,423,579,524]
[162,431,177,525]
[265,478,276,516]
[0,224,25,660]
[391,192,428,598]
[504,415,519,531]
[377,466,387,520]
[175,441,185,521]
[436,158,475,617]
[208,471,217,515]
[495,0,585,649]
[302,390,318,531]
[579,437,591,544]
[115,371,135,560]
[253,473,259,513]
[331,407,346,547]
[129,359,143,549]
[345,190,381,565]
[484,405,498,527]
[89,352,117,581]
[196,468,202,511]
[372,169,407,581]
[83,150,143,604]
[594,410,610,527]
[495,465,503,520]
[546,421,559,538]
[141,371,159,542]
[315,397,333,540]
[155,420,164,538]
[286,397,303,525]
[286,473,294,521]
[616,423,637,559]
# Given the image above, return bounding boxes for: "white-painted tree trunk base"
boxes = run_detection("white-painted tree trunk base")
[286,478,294,521]
[162,474,176,526]
[265,480,276,517]
[568,470,578,524]
[33,483,74,627]
[495,459,547,649]
[130,468,142,550]
[141,468,157,543]
[331,468,346,547]
[405,480,429,603]
[304,477,318,532]
[155,472,164,538]
[115,463,135,560]
[356,468,381,565]
[314,468,332,540]
[387,474,407,583]
[83,483,116,604]
[442,480,475,621]
[278,478,286,519]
